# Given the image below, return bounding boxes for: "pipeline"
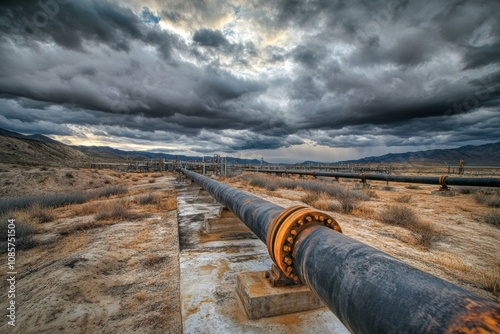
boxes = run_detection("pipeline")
[180,168,499,334]
[250,169,500,188]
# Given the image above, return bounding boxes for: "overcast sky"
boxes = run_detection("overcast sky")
[0,0,499,163]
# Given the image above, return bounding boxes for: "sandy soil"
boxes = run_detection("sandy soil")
[0,167,181,334]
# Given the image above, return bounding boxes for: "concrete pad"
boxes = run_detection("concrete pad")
[203,215,251,234]
[431,190,456,196]
[236,271,325,320]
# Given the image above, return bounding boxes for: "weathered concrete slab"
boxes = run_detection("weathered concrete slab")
[177,184,350,333]
[236,271,325,319]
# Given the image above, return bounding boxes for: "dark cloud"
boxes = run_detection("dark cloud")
[0,0,499,161]
[193,28,228,47]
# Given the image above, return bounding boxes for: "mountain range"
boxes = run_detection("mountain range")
[1,128,499,166]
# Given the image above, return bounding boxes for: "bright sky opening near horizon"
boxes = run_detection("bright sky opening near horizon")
[0,0,499,163]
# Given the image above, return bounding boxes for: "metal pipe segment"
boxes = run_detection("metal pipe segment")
[180,168,500,334]
[252,169,500,187]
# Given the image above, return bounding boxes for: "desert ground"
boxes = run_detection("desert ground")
[0,164,499,333]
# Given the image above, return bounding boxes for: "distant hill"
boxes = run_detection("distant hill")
[339,141,500,165]
[0,128,264,166]
[0,134,92,166]
[75,145,263,164]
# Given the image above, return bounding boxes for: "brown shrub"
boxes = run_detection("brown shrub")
[379,205,419,227]
[395,194,412,203]
[483,210,500,228]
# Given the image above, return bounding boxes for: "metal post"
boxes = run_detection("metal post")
[180,169,499,333]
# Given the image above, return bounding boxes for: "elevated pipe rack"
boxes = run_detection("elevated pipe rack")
[250,169,500,188]
[180,168,499,334]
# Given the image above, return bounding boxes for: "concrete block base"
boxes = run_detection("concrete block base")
[203,206,251,234]
[204,216,250,233]
[431,190,456,196]
[236,271,325,319]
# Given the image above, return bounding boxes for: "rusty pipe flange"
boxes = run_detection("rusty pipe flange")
[266,205,342,282]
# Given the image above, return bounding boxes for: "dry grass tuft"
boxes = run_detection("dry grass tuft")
[157,193,177,211]
[379,205,419,227]
[478,272,500,297]
[149,179,156,183]
[352,206,376,219]
[406,185,421,190]
[410,220,442,249]
[395,194,412,203]
[139,193,158,205]
[144,254,168,267]
[473,194,500,208]
[95,200,139,221]
[432,253,470,273]
[379,205,442,249]
[483,210,500,228]
[301,192,334,212]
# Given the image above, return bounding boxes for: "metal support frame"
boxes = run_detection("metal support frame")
[180,168,500,334]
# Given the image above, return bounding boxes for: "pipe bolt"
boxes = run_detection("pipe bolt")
[284,257,293,265]
[286,266,293,273]
[283,245,291,252]
[290,229,297,236]
[287,236,294,244]
[306,216,312,222]
[298,220,304,226]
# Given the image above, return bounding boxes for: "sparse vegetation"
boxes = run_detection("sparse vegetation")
[406,185,421,190]
[395,194,412,203]
[473,193,500,208]
[379,205,442,249]
[95,200,138,221]
[139,193,157,205]
[380,205,419,227]
[65,171,74,179]
[483,210,500,227]
[149,179,156,183]
[0,185,128,215]
[478,271,500,297]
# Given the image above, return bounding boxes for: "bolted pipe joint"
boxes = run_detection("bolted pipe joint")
[266,206,341,282]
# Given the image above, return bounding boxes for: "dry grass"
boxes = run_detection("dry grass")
[410,220,442,249]
[352,205,376,219]
[57,232,90,256]
[139,193,158,205]
[158,193,177,211]
[126,227,151,250]
[478,271,500,297]
[432,253,471,273]
[379,205,419,227]
[473,194,500,208]
[483,210,500,228]
[379,205,442,249]
[395,194,412,203]
[149,179,156,183]
[301,192,333,211]
[95,200,139,221]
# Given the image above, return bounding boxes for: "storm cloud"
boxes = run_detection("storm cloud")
[0,0,499,162]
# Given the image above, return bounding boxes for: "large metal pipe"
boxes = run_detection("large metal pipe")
[251,169,500,187]
[180,169,500,333]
